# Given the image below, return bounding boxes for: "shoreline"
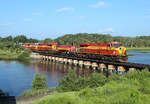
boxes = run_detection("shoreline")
[127,47,150,50]
[0,52,41,61]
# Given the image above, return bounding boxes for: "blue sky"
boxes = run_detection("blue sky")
[0,0,150,39]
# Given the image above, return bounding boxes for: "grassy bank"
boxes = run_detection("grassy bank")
[0,49,18,60]
[21,88,54,97]
[32,69,150,104]
[0,48,31,60]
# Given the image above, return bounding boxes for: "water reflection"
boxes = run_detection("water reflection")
[31,60,94,76]
[0,59,95,96]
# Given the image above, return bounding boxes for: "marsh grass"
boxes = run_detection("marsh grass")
[127,47,150,50]
[140,51,149,53]
[127,53,135,56]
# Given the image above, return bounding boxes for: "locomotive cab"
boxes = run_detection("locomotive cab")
[111,42,127,56]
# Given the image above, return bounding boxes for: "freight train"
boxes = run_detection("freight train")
[22,42,128,62]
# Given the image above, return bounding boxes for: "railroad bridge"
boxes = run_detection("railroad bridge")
[32,51,150,75]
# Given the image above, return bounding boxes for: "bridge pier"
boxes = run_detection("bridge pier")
[68,59,73,65]
[48,56,51,61]
[79,60,84,67]
[108,65,116,73]
[55,57,59,62]
[59,58,64,63]
[64,58,68,64]
[129,68,136,72]
[84,61,91,69]
[91,62,98,70]
[52,57,56,62]
[73,60,78,66]
[45,56,49,61]
[43,56,46,60]
[99,63,107,72]
[117,66,126,75]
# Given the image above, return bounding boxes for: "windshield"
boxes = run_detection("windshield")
[113,44,122,48]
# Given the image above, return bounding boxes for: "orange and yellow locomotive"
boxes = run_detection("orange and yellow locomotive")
[79,42,126,56]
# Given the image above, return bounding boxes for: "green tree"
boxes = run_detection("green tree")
[58,69,78,91]
[32,73,47,90]
[3,35,13,42]
[57,69,108,92]
[14,35,27,43]
[28,38,39,43]
[41,38,53,43]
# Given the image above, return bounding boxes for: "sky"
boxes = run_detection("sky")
[0,0,150,39]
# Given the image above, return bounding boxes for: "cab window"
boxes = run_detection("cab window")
[113,44,122,48]
[107,44,112,47]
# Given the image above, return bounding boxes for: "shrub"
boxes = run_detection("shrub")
[32,73,47,90]
[139,78,150,94]
[57,69,108,92]
[87,72,108,87]
[125,68,150,81]
[57,69,78,91]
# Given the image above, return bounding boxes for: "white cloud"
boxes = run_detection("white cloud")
[24,19,33,22]
[89,1,105,8]
[56,8,74,12]
[0,24,13,27]
[98,27,115,33]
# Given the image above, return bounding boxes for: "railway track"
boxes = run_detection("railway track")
[34,50,150,70]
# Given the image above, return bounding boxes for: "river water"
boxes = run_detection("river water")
[0,50,150,96]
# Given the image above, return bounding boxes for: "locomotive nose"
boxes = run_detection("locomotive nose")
[119,47,126,56]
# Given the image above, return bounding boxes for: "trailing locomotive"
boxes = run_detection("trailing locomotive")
[22,42,128,62]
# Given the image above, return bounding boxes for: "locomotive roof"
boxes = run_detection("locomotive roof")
[78,43,99,46]
[39,43,58,45]
[23,43,35,45]
[79,42,122,46]
[58,45,76,48]
[79,42,121,45]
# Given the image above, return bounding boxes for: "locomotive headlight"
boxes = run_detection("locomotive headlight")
[113,51,116,54]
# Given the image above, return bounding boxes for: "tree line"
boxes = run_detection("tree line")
[1,33,150,48]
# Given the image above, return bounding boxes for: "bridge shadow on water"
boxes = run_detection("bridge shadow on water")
[37,60,110,77]
[0,89,16,104]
